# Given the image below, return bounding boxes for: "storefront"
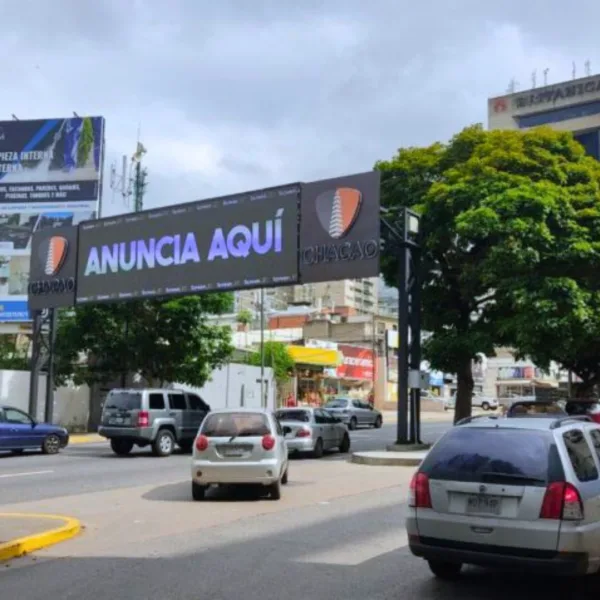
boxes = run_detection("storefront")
[286,345,342,405]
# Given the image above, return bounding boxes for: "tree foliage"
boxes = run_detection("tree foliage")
[236,309,253,327]
[248,341,294,384]
[54,294,234,388]
[376,124,600,420]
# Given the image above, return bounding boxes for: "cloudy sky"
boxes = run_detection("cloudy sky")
[3,0,599,214]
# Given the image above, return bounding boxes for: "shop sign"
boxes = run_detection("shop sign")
[337,344,374,380]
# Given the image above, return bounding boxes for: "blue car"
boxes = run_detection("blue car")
[0,405,69,455]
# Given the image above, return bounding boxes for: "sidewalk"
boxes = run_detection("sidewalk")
[0,513,81,561]
[69,433,105,445]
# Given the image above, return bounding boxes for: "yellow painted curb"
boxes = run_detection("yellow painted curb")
[0,513,81,561]
[69,434,105,445]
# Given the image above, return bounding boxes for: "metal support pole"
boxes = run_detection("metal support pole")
[44,309,58,423]
[28,311,43,417]
[260,288,265,408]
[411,249,422,444]
[396,248,409,444]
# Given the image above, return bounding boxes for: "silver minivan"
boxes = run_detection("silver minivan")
[99,388,210,457]
[407,415,600,579]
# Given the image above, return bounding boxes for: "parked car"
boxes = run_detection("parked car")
[506,399,567,418]
[191,408,288,501]
[322,397,382,430]
[407,413,600,580]
[99,388,210,457]
[565,399,600,424]
[444,393,498,411]
[0,405,69,454]
[275,407,351,458]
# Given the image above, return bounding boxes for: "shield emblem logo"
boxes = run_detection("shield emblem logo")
[40,236,68,276]
[315,187,362,239]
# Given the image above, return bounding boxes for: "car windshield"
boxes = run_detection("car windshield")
[276,410,310,423]
[419,427,563,486]
[325,399,348,408]
[508,402,565,417]
[202,412,271,437]
[104,392,141,411]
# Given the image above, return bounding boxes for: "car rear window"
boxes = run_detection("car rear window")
[420,427,563,486]
[508,402,565,417]
[562,429,598,482]
[566,401,600,416]
[104,392,141,411]
[276,410,310,422]
[201,412,271,437]
[325,399,348,408]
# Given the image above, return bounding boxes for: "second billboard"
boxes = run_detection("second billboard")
[76,185,300,304]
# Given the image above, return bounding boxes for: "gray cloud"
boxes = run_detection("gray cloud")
[1,0,599,212]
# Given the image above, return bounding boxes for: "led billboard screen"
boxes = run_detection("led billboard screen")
[75,185,299,304]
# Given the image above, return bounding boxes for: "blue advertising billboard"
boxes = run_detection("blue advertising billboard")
[0,116,104,321]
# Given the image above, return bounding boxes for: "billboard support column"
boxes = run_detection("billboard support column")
[44,309,58,424]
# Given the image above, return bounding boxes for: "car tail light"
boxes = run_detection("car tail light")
[195,435,209,452]
[137,411,149,428]
[262,434,276,450]
[590,414,600,424]
[540,482,584,520]
[409,472,432,508]
[296,428,311,438]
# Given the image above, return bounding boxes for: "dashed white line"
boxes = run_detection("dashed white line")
[0,470,54,479]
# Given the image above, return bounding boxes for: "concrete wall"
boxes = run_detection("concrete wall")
[174,363,276,411]
[0,369,90,431]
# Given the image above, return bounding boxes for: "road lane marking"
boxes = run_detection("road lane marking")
[294,529,408,566]
[0,470,54,479]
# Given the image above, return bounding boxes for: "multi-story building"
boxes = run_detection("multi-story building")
[488,72,600,159]
[235,277,379,317]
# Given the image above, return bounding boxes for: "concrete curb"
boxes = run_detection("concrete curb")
[350,451,426,467]
[0,513,81,562]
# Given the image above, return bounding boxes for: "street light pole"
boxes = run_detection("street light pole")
[380,207,423,446]
[260,288,265,408]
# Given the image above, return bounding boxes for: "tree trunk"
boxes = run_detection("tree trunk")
[454,358,474,424]
[575,378,598,398]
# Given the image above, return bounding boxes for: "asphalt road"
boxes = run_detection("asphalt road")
[3,472,594,600]
[0,422,451,505]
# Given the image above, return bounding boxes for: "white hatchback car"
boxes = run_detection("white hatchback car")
[191,408,289,501]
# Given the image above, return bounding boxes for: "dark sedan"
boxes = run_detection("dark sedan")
[0,405,69,455]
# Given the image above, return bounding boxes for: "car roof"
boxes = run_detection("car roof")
[276,406,314,411]
[108,388,187,393]
[458,415,596,432]
[204,408,272,415]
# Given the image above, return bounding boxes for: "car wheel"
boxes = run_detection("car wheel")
[178,440,193,454]
[269,478,282,500]
[42,434,61,455]
[281,469,288,485]
[373,415,383,429]
[339,433,351,453]
[312,437,324,459]
[192,482,207,501]
[481,402,490,411]
[152,430,175,457]
[427,560,462,580]
[348,417,358,430]
[110,439,134,456]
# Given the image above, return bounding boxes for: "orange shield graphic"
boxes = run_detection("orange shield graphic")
[315,187,362,239]
[43,236,69,276]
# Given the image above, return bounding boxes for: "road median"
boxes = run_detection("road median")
[0,513,81,562]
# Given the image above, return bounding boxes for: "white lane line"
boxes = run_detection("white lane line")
[294,529,408,566]
[0,470,54,479]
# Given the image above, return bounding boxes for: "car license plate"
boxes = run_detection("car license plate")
[466,494,501,515]
[110,417,124,425]
[223,445,246,457]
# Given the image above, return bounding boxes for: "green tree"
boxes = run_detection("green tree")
[248,341,294,384]
[54,294,234,388]
[0,335,28,370]
[236,308,253,328]
[376,124,600,421]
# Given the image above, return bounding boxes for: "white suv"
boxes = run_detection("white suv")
[444,393,498,411]
[407,414,600,579]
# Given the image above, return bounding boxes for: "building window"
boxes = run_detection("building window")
[516,99,600,129]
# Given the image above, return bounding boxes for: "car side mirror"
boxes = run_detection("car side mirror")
[282,426,292,435]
